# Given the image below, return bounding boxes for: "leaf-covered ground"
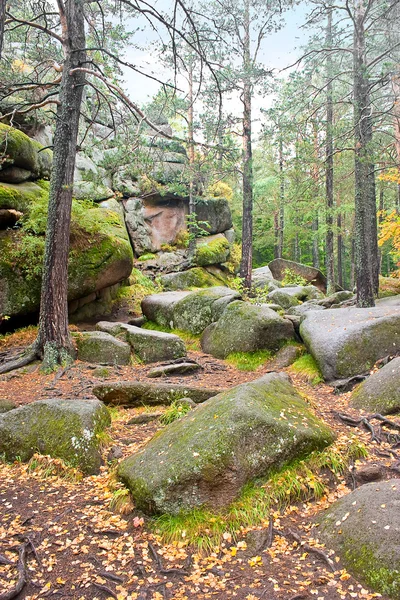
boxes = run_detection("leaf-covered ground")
[0,343,398,600]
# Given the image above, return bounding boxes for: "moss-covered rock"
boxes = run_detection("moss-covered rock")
[142,287,240,335]
[194,234,230,267]
[317,479,400,598]
[350,357,400,414]
[300,306,400,381]
[73,331,131,365]
[194,197,233,235]
[159,267,223,291]
[267,289,301,310]
[0,187,133,318]
[92,380,222,407]
[0,399,17,414]
[120,324,186,363]
[0,398,111,474]
[201,301,295,359]
[0,124,52,180]
[118,372,334,515]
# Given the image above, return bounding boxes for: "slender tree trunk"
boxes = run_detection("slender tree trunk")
[240,0,253,288]
[187,57,196,259]
[0,0,5,59]
[274,211,280,259]
[325,3,335,294]
[353,0,377,306]
[392,72,400,214]
[378,184,384,274]
[311,122,320,269]
[337,212,343,288]
[312,216,320,269]
[34,0,86,368]
[278,135,284,258]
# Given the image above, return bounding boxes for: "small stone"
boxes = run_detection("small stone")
[0,398,16,413]
[147,362,201,378]
[107,445,123,461]
[127,412,163,425]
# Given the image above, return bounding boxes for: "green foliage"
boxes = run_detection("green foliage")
[281,268,308,287]
[186,212,211,242]
[160,400,192,425]
[137,253,157,261]
[152,436,367,551]
[225,350,272,371]
[290,354,323,385]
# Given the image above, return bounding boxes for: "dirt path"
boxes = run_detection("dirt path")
[0,349,398,600]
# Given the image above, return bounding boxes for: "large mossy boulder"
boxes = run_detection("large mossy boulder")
[92,380,222,406]
[0,398,111,474]
[350,357,400,414]
[142,287,240,335]
[0,185,133,318]
[300,306,400,381]
[194,197,233,235]
[269,258,329,293]
[317,480,400,599]
[194,234,230,267]
[118,373,334,515]
[159,267,223,291]
[74,331,131,365]
[201,301,295,359]
[120,324,186,363]
[0,124,52,182]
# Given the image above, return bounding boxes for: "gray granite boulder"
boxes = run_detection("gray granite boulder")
[317,480,400,598]
[0,398,111,474]
[74,331,131,365]
[142,287,240,335]
[118,373,334,514]
[269,258,328,293]
[92,380,222,406]
[300,306,400,381]
[194,197,233,235]
[350,357,400,414]
[201,301,295,359]
[121,324,186,363]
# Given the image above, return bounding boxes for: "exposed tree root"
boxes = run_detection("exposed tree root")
[335,411,400,446]
[0,542,29,600]
[282,528,336,573]
[0,348,38,375]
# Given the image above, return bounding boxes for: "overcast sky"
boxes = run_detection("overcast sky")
[119,2,313,135]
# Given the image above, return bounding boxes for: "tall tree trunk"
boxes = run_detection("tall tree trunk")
[378,184,384,274]
[278,135,284,257]
[337,212,343,288]
[187,56,196,259]
[392,72,400,214]
[240,0,253,288]
[311,122,320,269]
[273,211,279,259]
[34,0,86,368]
[325,3,335,294]
[353,0,377,306]
[0,0,5,59]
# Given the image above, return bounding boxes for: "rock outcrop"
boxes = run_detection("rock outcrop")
[118,373,334,514]
[269,258,329,293]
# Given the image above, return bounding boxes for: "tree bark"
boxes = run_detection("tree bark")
[353,0,378,306]
[34,0,86,368]
[239,0,253,288]
[0,0,5,59]
[325,3,335,295]
[337,212,343,288]
[187,56,196,259]
[278,135,284,258]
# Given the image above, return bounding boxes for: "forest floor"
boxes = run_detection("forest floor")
[0,329,398,600]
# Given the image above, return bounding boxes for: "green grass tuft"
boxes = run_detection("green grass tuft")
[160,400,192,425]
[290,353,323,385]
[151,436,367,551]
[225,350,273,371]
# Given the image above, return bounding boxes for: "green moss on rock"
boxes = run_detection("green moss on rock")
[194,234,230,267]
[0,123,52,179]
[118,372,334,515]
[0,398,111,474]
